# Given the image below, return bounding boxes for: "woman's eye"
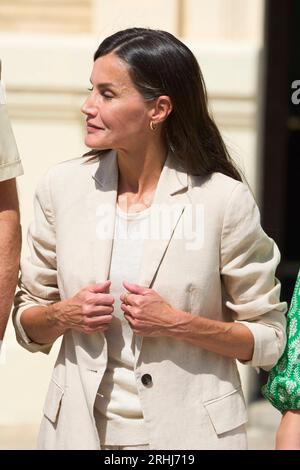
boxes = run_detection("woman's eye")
[86,88,113,98]
[102,92,113,99]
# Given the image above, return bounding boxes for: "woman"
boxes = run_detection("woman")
[13,28,287,450]
[262,272,300,449]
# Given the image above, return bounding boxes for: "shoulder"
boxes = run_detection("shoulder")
[35,150,109,195]
[33,153,102,212]
[190,172,254,206]
[43,154,99,182]
[188,172,259,233]
[190,171,240,192]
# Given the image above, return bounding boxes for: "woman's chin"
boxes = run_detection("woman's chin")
[84,135,106,149]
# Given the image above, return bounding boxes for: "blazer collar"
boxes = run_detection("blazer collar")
[92,149,118,188]
[92,149,189,197]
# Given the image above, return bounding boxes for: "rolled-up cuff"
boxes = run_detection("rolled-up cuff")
[0,159,23,182]
[237,320,284,370]
[13,305,53,354]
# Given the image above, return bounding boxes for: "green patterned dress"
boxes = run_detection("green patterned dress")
[262,272,300,411]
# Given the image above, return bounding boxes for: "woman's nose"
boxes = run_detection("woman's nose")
[81,96,97,116]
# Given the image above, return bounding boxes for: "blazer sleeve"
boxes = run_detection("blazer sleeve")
[220,182,287,370]
[13,170,60,354]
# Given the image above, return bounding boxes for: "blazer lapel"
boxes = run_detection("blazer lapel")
[86,150,118,283]
[135,155,189,363]
[137,154,188,288]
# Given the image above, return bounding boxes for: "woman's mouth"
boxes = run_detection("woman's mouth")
[86,122,105,132]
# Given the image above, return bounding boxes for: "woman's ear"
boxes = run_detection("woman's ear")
[150,95,173,125]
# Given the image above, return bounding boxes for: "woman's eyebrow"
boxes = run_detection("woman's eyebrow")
[89,79,116,88]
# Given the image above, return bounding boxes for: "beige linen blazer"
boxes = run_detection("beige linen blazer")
[13,150,286,450]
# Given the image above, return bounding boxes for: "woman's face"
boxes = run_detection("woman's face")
[81,53,153,151]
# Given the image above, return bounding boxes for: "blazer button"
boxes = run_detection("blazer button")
[141,374,153,387]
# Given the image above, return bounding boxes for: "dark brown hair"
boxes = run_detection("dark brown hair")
[92,27,242,181]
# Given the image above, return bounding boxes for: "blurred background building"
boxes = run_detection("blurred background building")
[0,0,298,449]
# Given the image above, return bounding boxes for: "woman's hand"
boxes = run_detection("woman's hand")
[49,280,114,335]
[120,281,185,337]
[120,281,254,361]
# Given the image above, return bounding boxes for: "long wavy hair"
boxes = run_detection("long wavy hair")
[89,27,242,181]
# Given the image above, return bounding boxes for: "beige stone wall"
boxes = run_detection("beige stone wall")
[0,0,264,42]
[0,0,265,442]
[182,0,263,43]
[0,0,92,34]
[92,0,179,36]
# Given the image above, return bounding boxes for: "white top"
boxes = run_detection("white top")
[94,204,151,445]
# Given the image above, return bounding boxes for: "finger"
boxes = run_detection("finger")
[124,312,134,326]
[120,292,144,306]
[88,280,111,294]
[86,314,113,328]
[121,305,137,323]
[122,281,148,296]
[120,303,134,315]
[93,293,115,306]
[123,314,141,335]
[87,305,114,316]
[120,292,133,304]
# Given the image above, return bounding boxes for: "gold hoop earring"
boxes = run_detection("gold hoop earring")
[150,121,157,131]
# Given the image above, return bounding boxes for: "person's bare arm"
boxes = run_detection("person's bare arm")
[120,282,254,362]
[0,178,21,339]
[276,410,300,449]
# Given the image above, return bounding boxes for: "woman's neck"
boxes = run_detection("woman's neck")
[116,142,168,213]
[116,143,167,196]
